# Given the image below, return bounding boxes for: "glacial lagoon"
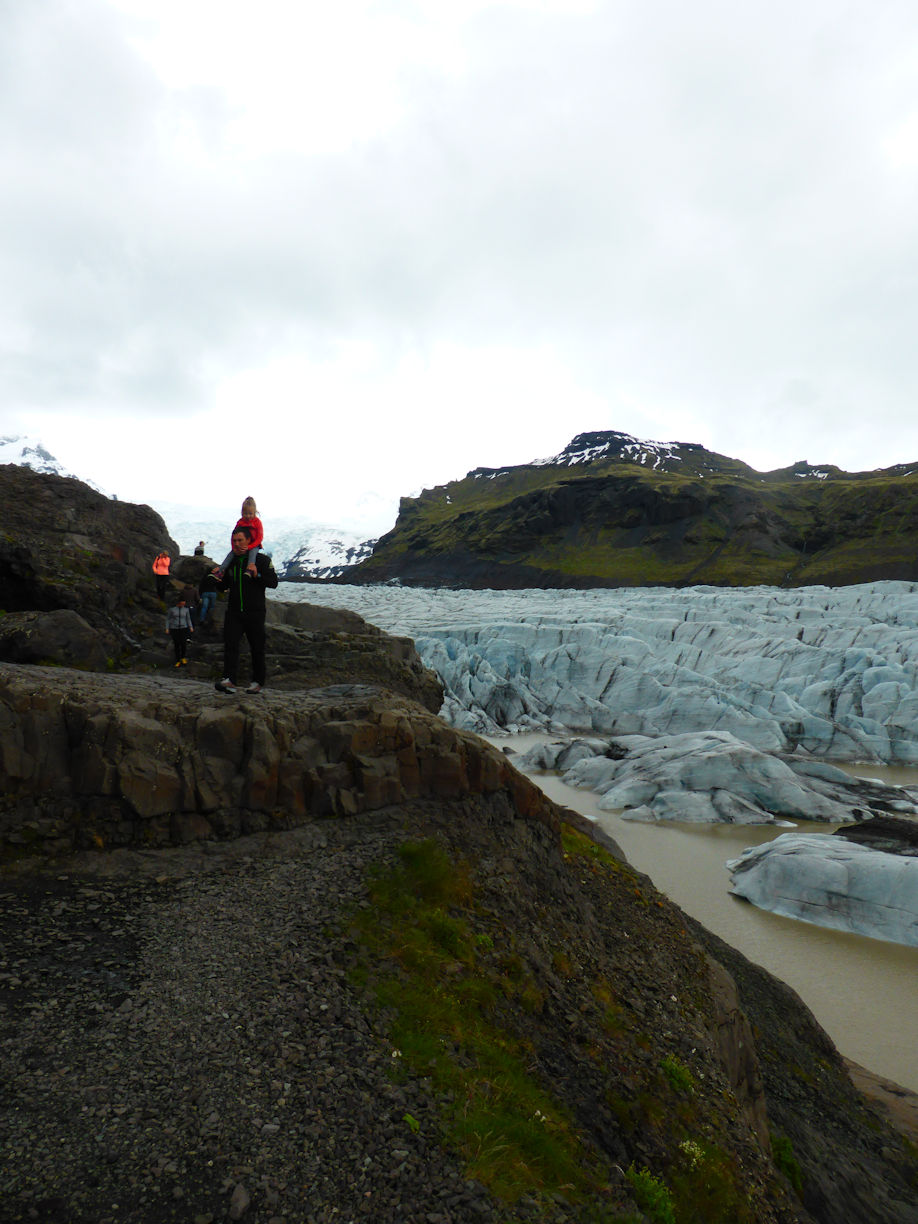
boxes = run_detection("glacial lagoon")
[275,581,918,1091]
[499,734,918,1094]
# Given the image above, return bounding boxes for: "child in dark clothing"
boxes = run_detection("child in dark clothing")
[165,598,194,667]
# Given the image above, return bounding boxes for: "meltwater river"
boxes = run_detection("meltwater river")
[493,735,918,1094]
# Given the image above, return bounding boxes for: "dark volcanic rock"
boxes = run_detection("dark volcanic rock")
[0,665,526,857]
[687,916,918,1224]
[1,462,176,624]
[0,609,111,670]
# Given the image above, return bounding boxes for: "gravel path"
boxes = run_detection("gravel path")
[0,816,547,1224]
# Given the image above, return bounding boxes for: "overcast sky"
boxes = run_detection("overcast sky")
[4,0,918,531]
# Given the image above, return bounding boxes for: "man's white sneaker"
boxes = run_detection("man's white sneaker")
[245,682,263,694]
[215,678,237,694]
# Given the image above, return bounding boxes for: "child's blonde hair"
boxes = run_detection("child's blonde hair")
[241,496,258,518]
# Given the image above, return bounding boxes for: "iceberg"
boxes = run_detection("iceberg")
[727,833,918,946]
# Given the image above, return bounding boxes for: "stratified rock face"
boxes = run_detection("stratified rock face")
[0,664,555,858]
[727,832,918,946]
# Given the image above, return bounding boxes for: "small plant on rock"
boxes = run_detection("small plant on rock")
[625,1164,675,1224]
[660,1054,694,1096]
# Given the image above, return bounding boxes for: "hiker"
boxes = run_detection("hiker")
[215,525,278,695]
[197,570,219,628]
[214,496,264,580]
[165,596,194,667]
[181,582,200,623]
[152,551,171,600]
[193,540,205,556]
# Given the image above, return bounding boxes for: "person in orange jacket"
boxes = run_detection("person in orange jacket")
[152,551,171,600]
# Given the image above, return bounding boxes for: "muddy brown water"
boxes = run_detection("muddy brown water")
[489,734,918,1094]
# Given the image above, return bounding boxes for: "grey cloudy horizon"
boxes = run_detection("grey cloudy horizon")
[4,0,918,530]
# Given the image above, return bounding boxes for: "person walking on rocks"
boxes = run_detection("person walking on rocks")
[215,525,277,694]
[152,551,171,600]
[165,596,194,667]
[197,569,219,628]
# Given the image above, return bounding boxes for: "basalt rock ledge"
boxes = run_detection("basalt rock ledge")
[0,664,551,857]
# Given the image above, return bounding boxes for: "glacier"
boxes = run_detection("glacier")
[276,580,918,762]
[276,580,918,943]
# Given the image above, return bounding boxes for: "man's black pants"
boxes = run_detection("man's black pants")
[223,612,266,685]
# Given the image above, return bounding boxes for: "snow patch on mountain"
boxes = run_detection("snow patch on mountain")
[533,430,684,471]
[276,526,377,580]
[158,506,377,579]
[1,435,106,492]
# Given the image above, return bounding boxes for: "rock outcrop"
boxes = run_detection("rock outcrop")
[0,664,543,858]
[0,462,175,628]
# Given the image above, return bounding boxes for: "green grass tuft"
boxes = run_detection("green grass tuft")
[350,839,621,1209]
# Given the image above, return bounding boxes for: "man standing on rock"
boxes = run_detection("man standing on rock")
[215,526,278,695]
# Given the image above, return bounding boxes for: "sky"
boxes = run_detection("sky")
[4,0,918,533]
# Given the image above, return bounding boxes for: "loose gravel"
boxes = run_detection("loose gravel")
[0,816,551,1224]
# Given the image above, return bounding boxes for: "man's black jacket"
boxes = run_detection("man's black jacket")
[219,552,278,617]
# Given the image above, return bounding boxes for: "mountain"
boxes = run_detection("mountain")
[275,525,377,580]
[0,434,106,491]
[343,429,918,589]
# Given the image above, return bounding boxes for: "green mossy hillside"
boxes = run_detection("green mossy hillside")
[348,446,918,589]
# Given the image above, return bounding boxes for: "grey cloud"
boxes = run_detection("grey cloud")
[4,0,918,468]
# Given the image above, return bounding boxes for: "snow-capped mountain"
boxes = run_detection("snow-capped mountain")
[161,509,378,580]
[0,434,106,491]
[532,429,686,471]
[278,527,377,580]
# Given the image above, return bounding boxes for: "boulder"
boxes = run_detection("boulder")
[0,462,176,627]
[0,609,113,671]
